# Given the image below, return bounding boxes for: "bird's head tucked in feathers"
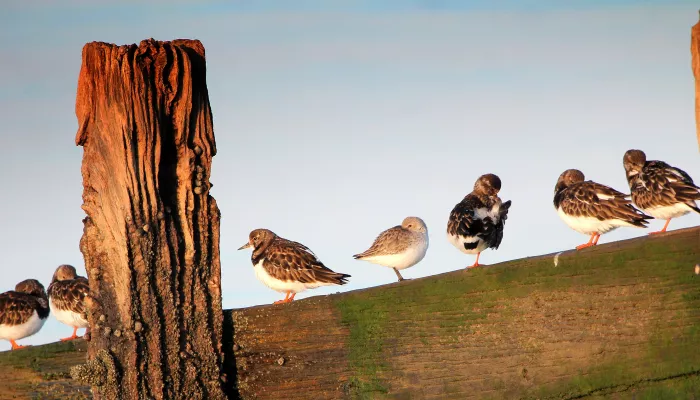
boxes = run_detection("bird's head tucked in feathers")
[623,149,646,175]
[555,169,585,195]
[473,174,502,196]
[15,279,47,299]
[52,264,78,283]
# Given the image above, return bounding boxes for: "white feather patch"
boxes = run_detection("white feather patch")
[0,311,46,341]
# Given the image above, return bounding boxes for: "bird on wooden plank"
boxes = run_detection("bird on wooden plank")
[623,149,700,235]
[0,279,50,350]
[353,216,429,282]
[554,169,651,250]
[48,265,90,341]
[447,173,512,268]
[238,229,350,304]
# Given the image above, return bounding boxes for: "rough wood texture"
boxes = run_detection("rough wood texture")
[229,227,700,399]
[73,39,225,399]
[693,15,700,151]
[1,229,698,399]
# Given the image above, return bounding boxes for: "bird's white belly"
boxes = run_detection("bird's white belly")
[0,311,46,341]
[50,300,88,328]
[358,238,429,270]
[447,232,489,255]
[643,203,692,220]
[556,207,634,235]
[253,260,308,294]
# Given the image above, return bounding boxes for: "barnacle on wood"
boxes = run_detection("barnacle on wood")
[70,349,118,388]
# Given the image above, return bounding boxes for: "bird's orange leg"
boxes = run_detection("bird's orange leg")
[60,327,80,341]
[274,292,291,304]
[592,233,601,245]
[649,219,671,235]
[576,234,597,250]
[9,340,27,350]
[288,293,296,302]
[466,252,481,269]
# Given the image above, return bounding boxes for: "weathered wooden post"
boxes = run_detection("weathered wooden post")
[692,11,700,151]
[70,39,227,399]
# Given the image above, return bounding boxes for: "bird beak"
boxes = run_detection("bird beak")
[238,242,252,251]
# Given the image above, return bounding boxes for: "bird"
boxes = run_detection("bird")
[623,149,700,234]
[553,169,651,250]
[447,173,512,268]
[47,265,90,341]
[0,279,50,350]
[353,216,429,282]
[238,229,351,304]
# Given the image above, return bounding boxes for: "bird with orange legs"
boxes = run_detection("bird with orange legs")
[0,279,50,350]
[48,265,90,341]
[238,229,351,304]
[447,173,512,268]
[623,149,700,235]
[553,169,651,250]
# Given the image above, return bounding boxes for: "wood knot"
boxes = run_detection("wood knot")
[193,145,203,155]
[276,357,285,366]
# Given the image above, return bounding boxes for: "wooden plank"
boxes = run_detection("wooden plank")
[227,227,700,399]
[1,228,699,399]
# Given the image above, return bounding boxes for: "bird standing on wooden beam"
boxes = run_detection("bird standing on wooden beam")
[623,149,700,234]
[48,265,90,341]
[238,229,351,304]
[447,173,511,268]
[0,279,50,350]
[353,216,429,282]
[553,169,651,250]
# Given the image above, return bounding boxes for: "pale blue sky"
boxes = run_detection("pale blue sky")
[0,1,698,350]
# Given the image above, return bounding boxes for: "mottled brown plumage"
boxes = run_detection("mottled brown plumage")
[553,169,650,250]
[623,149,700,233]
[0,279,49,349]
[238,229,350,304]
[48,265,90,340]
[554,169,650,224]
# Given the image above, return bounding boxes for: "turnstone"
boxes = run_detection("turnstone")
[238,229,351,304]
[623,149,700,234]
[447,173,512,268]
[554,169,651,250]
[353,216,429,282]
[47,265,90,341]
[0,279,49,350]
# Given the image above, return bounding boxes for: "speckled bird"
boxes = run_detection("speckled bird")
[447,174,511,268]
[48,265,90,341]
[623,149,700,234]
[0,279,49,350]
[554,169,651,250]
[238,229,351,304]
